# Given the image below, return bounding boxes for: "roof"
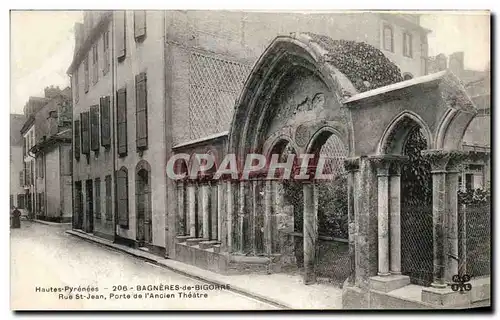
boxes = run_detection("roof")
[10,114,26,146]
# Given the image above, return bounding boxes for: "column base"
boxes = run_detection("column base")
[369,274,410,293]
[377,272,391,276]
[390,271,402,275]
[431,282,448,289]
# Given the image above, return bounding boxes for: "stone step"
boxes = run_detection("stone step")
[369,274,411,293]
[185,238,209,246]
[199,240,221,250]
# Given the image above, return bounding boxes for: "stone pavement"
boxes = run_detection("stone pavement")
[66,229,343,309]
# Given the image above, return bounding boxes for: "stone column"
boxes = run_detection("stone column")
[187,181,196,237]
[177,180,185,235]
[201,183,210,239]
[389,162,402,275]
[217,181,223,242]
[238,181,246,253]
[372,157,391,276]
[226,180,234,253]
[344,158,360,285]
[445,162,460,283]
[264,179,272,256]
[303,181,318,285]
[250,179,258,253]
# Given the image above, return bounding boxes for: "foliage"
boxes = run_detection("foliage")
[458,187,491,206]
[317,175,348,239]
[304,33,403,92]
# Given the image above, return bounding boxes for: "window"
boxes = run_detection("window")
[103,31,110,75]
[134,11,146,41]
[92,44,99,84]
[95,178,101,219]
[84,56,89,93]
[90,105,100,152]
[116,11,126,60]
[80,112,90,155]
[17,194,24,209]
[403,32,413,58]
[116,167,129,228]
[19,171,23,187]
[74,120,81,160]
[105,175,112,221]
[74,69,79,102]
[117,88,128,157]
[37,157,44,178]
[100,96,111,147]
[465,174,473,191]
[135,72,148,150]
[383,24,393,52]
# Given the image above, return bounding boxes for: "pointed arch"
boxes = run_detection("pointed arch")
[377,111,433,155]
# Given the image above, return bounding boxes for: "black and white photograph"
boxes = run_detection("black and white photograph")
[8,8,491,311]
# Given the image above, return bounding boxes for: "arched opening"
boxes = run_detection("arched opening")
[307,129,349,284]
[403,73,414,81]
[136,161,152,246]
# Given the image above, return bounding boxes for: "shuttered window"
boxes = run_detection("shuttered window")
[74,69,79,102]
[80,112,90,155]
[135,72,148,150]
[103,31,110,75]
[134,11,146,40]
[74,120,81,160]
[117,88,128,157]
[116,11,126,60]
[100,96,111,148]
[90,105,100,152]
[105,175,112,221]
[95,178,101,219]
[84,56,89,93]
[116,167,129,228]
[92,44,99,84]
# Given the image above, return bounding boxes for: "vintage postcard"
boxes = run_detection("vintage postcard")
[10,10,491,310]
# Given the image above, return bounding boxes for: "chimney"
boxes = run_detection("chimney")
[448,51,464,76]
[74,22,84,52]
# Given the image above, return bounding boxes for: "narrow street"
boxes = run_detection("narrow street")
[10,221,276,310]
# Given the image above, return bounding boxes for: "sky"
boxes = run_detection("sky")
[9,11,490,114]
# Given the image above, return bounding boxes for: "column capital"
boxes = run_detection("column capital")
[343,157,360,172]
[368,154,409,176]
[421,150,469,172]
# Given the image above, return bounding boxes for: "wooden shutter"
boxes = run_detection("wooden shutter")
[134,11,146,40]
[105,175,112,221]
[100,96,111,147]
[116,168,129,227]
[74,120,81,160]
[103,31,110,74]
[117,88,128,156]
[90,105,100,151]
[95,178,101,219]
[81,112,90,155]
[135,72,148,150]
[84,57,89,93]
[116,11,126,60]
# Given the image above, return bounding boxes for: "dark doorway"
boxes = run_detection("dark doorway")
[74,181,83,229]
[136,161,152,245]
[85,179,94,233]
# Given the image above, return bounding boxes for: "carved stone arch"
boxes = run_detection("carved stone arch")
[435,108,477,151]
[263,132,298,160]
[305,124,349,155]
[377,110,433,155]
[135,159,151,174]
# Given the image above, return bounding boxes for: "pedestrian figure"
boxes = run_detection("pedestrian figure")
[11,206,21,229]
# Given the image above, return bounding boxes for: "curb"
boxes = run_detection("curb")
[34,219,72,226]
[65,230,290,309]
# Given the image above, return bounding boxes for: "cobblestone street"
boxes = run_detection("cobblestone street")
[10,221,275,310]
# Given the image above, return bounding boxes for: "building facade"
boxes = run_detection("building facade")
[68,10,430,266]
[10,114,26,212]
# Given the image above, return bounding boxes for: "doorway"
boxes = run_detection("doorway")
[136,161,152,245]
[85,179,94,233]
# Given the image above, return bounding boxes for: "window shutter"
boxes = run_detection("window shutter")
[84,57,89,93]
[116,168,129,227]
[90,105,100,151]
[81,112,90,155]
[95,178,101,219]
[74,120,81,160]
[103,31,110,75]
[116,11,126,60]
[135,72,148,150]
[100,96,111,147]
[117,88,128,156]
[134,11,146,40]
[105,175,112,221]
